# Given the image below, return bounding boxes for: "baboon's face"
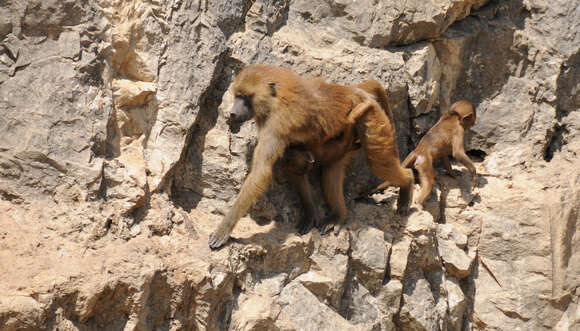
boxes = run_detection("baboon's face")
[229,95,253,132]
[229,68,277,132]
[452,101,476,128]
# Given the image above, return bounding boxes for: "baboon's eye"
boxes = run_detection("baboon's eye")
[237,95,252,109]
[268,82,276,97]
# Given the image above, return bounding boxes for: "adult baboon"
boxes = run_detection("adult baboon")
[209,65,412,248]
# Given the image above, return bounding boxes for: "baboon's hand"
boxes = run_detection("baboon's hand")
[209,222,232,249]
[296,218,311,235]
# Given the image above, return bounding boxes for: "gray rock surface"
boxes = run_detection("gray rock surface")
[1,0,579,330]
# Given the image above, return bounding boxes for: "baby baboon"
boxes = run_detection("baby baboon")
[373,100,477,206]
[283,79,399,234]
[282,123,360,234]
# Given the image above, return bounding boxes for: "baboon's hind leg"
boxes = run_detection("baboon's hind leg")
[320,154,352,235]
[289,173,320,234]
[415,158,436,206]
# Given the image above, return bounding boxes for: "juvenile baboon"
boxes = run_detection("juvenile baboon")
[372,100,477,206]
[209,65,413,248]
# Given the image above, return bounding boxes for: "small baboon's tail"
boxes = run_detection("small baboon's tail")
[401,151,416,168]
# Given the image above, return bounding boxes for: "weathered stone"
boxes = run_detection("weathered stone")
[351,227,389,293]
[445,277,466,331]
[438,224,468,249]
[437,224,475,279]
[58,30,81,60]
[344,278,405,331]
[112,79,156,108]
[407,211,441,270]
[288,0,489,47]
[0,296,45,331]
[550,174,580,298]
[342,280,380,329]
[404,42,442,117]
[377,280,404,330]
[397,270,443,331]
[296,253,348,309]
[231,293,280,331]
[390,236,412,280]
[1,0,579,330]
[276,282,356,331]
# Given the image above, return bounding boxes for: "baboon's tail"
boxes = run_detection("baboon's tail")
[347,100,376,123]
[401,151,416,168]
[356,80,395,126]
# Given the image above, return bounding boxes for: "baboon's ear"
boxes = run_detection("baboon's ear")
[268,82,276,97]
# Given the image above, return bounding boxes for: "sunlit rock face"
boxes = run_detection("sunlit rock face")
[1,0,579,330]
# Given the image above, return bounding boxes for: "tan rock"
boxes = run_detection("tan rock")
[390,236,412,280]
[296,253,348,309]
[437,224,475,279]
[351,227,390,293]
[112,79,156,108]
[0,0,579,330]
[0,296,45,331]
[231,293,280,331]
[275,282,356,331]
[445,277,466,331]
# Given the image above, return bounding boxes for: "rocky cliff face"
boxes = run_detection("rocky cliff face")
[1,0,579,330]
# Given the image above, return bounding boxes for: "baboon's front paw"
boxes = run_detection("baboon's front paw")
[321,223,335,235]
[208,230,230,249]
[396,206,410,216]
[296,220,310,235]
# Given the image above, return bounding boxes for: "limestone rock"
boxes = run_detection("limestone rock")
[377,280,404,330]
[437,223,475,279]
[112,79,156,108]
[397,270,445,331]
[296,253,348,309]
[390,236,412,280]
[351,227,390,293]
[275,282,356,331]
[445,277,466,331]
[403,42,442,117]
[1,0,579,330]
[231,293,280,331]
[407,211,441,270]
[0,296,45,331]
[342,280,381,329]
[288,0,489,47]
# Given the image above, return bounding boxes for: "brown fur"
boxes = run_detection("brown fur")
[355,80,395,125]
[281,123,360,234]
[284,80,399,234]
[374,100,477,206]
[209,65,412,248]
[353,99,415,212]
